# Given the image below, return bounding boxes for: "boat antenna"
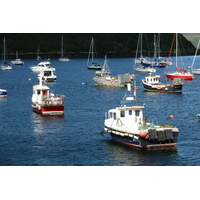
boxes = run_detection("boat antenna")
[190,39,200,70]
[39,72,43,86]
[120,81,138,106]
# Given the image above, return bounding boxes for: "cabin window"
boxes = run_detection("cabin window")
[114,112,116,120]
[44,71,51,76]
[135,110,140,116]
[37,90,41,95]
[120,111,125,117]
[129,110,132,115]
[42,90,47,96]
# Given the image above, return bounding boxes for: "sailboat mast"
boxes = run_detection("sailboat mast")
[140,33,142,58]
[176,33,178,68]
[3,37,5,61]
[91,37,94,63]
[61,35,63,58]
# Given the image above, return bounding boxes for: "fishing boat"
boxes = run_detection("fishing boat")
[93,55,134,87]
[86,37,103,70]
[30,60,55,72]
[165,33,194,80]
[58,35,70,61]
[189,39,200,75]
[1,38,12,70]
[11,51,24,65]
[142,73,183,93]
[31,76,64,115]
[38,68,57,82]
[0,89,7,97]
[104,82,179,149]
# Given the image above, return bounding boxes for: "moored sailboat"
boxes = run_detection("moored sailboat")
[86,37,103,70]
[1,37,12,70]
[165,33,194,80]
[58,35,70,61]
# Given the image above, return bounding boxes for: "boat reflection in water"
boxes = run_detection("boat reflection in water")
[105,140,178,166]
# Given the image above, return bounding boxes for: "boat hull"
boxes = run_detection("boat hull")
[142,82,182,93]
[0,89,7,97]
[105,127,179,149]
[93,77,126,87]
[191,69,200,75]
[87,66,103,70]
[166,73,194,80]
[134,67,156,74]
[32,104,64,115]
[59,58,70,62]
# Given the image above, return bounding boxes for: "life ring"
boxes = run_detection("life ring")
[56,98,63,105]
[46,99,52,106]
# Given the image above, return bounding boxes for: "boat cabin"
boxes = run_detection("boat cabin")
[32,84,50,105]
[145,75,161,84]
[95,70,110,77]
[105,106,144,131]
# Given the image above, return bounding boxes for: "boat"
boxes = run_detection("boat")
[1,38,12,70]
[11,51,24,65]
[93,55,134,87]
[31,75,64,115]
[58,35,70,61]
[142,73,184,93]
[38,68,57,82]
[104,82,179,149]
[142,34,172,68]
[165,33,194,80]
[0,89,7,97]
[134,64,156,74]
[30,60,55,72]
[189,39,200,75]
[86,37,103,70]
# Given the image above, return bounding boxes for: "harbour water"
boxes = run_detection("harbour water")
[1,56,200,166]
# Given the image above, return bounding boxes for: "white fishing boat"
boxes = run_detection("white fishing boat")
[38,68,57,82]
[1,37,12,70]
[58,35,70,62]
[104,82,179,149]
[32,76,64,115]
[93,55,134,87]
[11,51,24,65]
[189,39,200,75]
[0,89,7,97]
[87,37,103,70]
[30,60,55,72]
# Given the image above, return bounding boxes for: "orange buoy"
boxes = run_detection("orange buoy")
[139,130,147,138]
[170,115,174,119]
[135,87,139,91]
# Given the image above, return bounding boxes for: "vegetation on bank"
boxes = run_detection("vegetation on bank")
[0,33,196,58]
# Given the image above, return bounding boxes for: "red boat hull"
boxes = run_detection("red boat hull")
[32,104,64,115]
[165,73,194,80]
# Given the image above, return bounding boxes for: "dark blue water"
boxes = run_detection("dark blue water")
[1,56,200,166]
